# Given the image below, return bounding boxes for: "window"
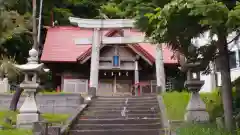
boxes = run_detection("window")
[113,55,120,67]
[229,51,237,69]
[63,79,88,93]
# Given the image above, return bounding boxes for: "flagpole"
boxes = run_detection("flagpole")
[32,0,38,50]
[37,0,43,45]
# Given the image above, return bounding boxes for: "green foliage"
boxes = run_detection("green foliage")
[0,10,29,45]
[41,113,70,125]
[0,56,20,81]
[0,0,31,64]
[136,0,240,67]
[0,110,16,129]
[99,3,125,18]
[163,91,223,121]
[177,123,237,135]
[0,129,32,135]
[163,92,189,120]
[201,92,223,121]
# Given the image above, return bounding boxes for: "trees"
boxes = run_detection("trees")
[0,0,32,64]
[135,0,240,130]
[0,1,31,114]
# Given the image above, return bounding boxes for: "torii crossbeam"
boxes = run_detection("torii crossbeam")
[69,17,166,96]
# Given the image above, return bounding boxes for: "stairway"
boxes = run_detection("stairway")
[69,95,166,135]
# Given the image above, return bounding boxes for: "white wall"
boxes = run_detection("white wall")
[216,68,240,86]
[200,73,214,92]
[201,68,240,92]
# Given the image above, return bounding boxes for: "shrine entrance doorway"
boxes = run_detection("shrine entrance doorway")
[98,70,133,96]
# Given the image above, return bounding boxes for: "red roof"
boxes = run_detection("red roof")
[41,26,178,64]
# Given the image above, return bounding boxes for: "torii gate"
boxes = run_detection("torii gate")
[69,17,166,96]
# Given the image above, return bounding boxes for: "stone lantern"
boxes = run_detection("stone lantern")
[180,57,209,122]
[15,48,48,129]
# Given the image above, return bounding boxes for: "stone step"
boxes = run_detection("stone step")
[69,129,165,135]
[72,123,162,130]
[87,106,160,111]
[76,118,161,124]
[94,97,157,102]
[80,113,159,119]
[89,103,159,108]
[96,95,156,100]
[85,109,159,113]
[83,110,158,115]
[92,101,158,105]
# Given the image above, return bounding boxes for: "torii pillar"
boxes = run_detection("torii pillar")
[88,28,101,96]
[156,44,166,93]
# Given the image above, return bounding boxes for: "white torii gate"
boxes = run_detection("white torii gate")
[69,17,166,96]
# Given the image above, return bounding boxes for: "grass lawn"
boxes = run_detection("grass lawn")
[162,91,222,120]
[177,123,239,135]
[0,111,70,135]
[0,129,32,135]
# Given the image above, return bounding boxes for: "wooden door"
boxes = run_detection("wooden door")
[116,80,132,95]
[98,80,113,96]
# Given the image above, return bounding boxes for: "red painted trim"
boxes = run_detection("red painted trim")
[77,47,92,61]
[132,44,155,63]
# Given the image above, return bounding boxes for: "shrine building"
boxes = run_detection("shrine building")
[40,26,183,96]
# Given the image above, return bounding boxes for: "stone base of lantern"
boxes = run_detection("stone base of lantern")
[184,91,209,122]
[17,83,40,129]
[17,113,40,129]
[184,111,209,122]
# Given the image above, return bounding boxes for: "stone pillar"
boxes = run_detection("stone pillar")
[155,44,166,93]
[89,28,101,97]
[134,59,139,96]
[15,49,45,129]
[183,64,209,122]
